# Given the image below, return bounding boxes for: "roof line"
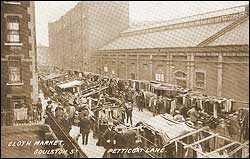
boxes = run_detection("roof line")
[198,15,249,46]
[163,4,248,23]
[124,4,248,33]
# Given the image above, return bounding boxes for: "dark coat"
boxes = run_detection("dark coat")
[60,118,71,133]
[101,128,116,149]
[79,118,91,133]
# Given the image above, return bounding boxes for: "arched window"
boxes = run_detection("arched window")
[174,70,187,79]
[173,70,187,88]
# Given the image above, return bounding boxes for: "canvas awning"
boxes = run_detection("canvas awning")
[142,114,195,144]
[57,80,82,89]
[44,73,65,80]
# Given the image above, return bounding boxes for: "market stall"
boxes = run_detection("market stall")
[43,73,66,88]
[55,80,83,95]
[137,114,249,158]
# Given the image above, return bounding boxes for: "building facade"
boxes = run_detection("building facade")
[94,5,249,103]
[1,1,38,126]
[48,1,129,72]
[37,45,51,73]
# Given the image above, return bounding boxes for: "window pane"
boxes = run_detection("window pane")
[196,72,205,81]
[155,73,164,81]
[8,22,19,30]
[155,74,158,81]
[10,46,21,53]
[9,61,21,83]
[8,34,20,42]
[7,17,20,42]
[161,74,164,81]
[196,81,204,88]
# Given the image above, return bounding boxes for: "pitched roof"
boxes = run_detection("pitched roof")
[100,21,234,50]
[124,5,246,33]
[208,18,249,46]
[99,5,249,51]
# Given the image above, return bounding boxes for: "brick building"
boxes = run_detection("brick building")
[94,5,249,102]
[48,1,129,72]
[1,1,38,126]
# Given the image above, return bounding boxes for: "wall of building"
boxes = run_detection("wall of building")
[88,1,129,50]
[222,56,249,101]
[48,1,129,72]
[94,6,249,102]
[94,46,249,102]
[193,56,218,96]
[1,1,38,126]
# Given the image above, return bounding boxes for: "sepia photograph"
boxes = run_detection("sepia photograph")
[1,1,249,158]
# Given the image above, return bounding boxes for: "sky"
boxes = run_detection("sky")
[35,1,249,46]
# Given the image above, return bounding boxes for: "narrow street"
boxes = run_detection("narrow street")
[39,91,154,158]
[1,1,249,158]
[77,109,154,158]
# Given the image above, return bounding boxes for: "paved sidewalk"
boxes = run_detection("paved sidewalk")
[78,130,106,158]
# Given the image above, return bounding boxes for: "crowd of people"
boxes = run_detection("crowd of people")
[39,76,143,147]
[36,71,248,151]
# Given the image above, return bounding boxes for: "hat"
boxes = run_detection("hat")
[47,101,52,104]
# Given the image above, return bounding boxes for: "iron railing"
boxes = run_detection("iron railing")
[46,113,88,158]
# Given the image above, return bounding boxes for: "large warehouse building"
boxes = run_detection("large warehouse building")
[94,5,249,102]
[48,1,129,72]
